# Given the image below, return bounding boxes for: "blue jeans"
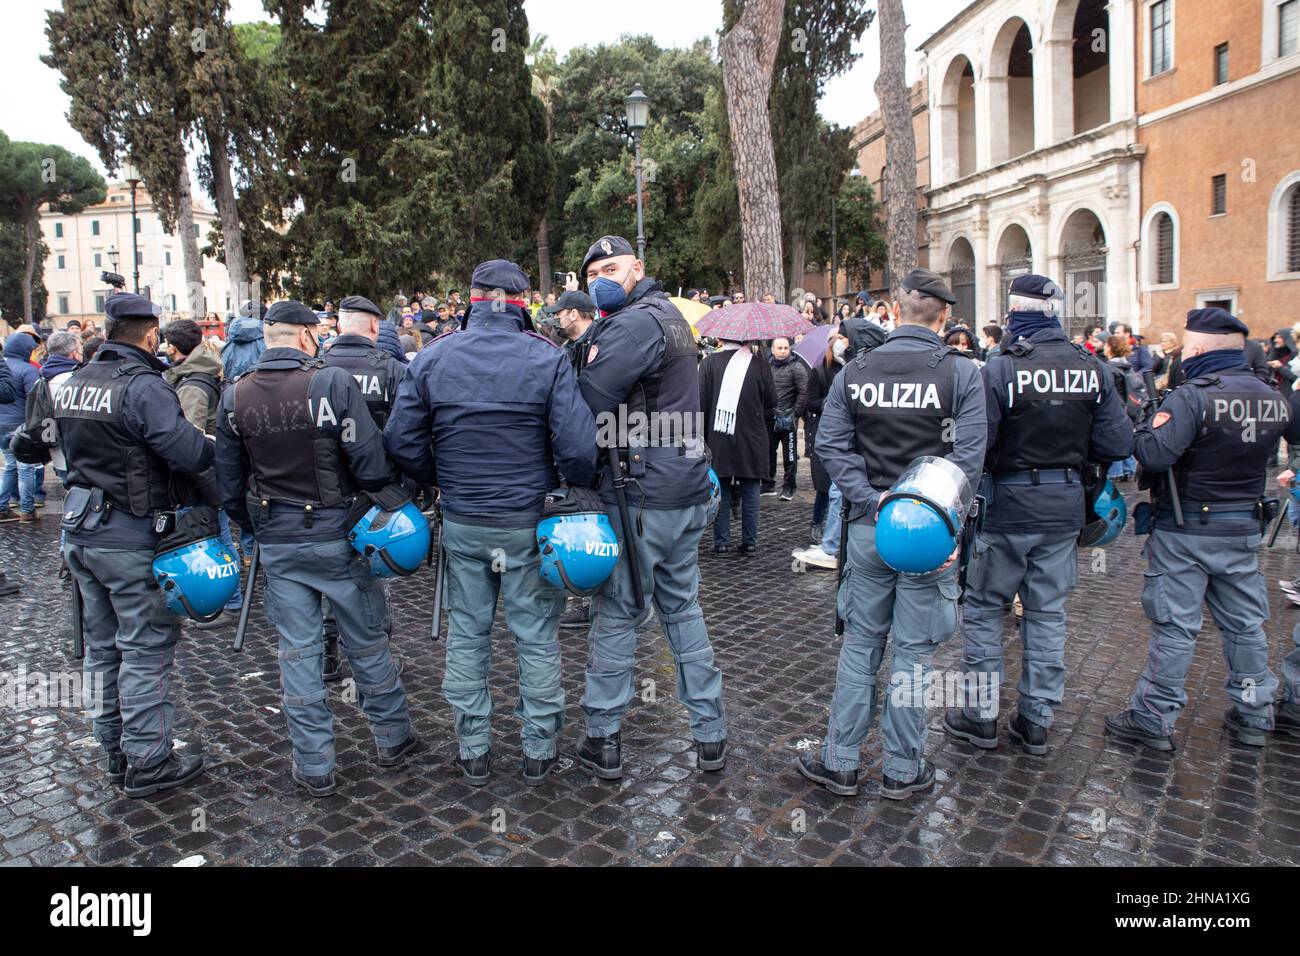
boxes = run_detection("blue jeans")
[0,429,36,514]
[714,477,759,548]
[1107,455,1136,480]
[820,483,843,554]
[441,518,567,759]
[34,465,45,503]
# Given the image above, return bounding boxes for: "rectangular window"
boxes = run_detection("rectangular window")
[1151,0,1173,75]
[54,222,63,238]
[165,251,172,266]
[58,295,69,315]
[1212,174,1227,215]
[1283,0,1299,56]
[193,224,201,238]
[94,294,105,312]
[1214,42,1229,84]
[91,219,100,236]
[168,295,177,311]
[135,251,142,266]
[56,254,66,270]
[134,218,141,234]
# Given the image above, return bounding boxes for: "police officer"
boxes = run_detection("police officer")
[942,275,1132,755]
[575,235,727,778]
[385,260,597,785]
[318,294,408,681]
[1107,308,1291,751]
[214,300,416,797]
[57,293,214,796]
[797,269,987,799]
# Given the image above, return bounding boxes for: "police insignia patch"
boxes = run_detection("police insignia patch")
[600,239,613,256]
[587,344,599,362]
[1152,411,1171,428]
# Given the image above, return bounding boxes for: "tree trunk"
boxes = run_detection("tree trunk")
[874,0,918,297]
[788,228,807,297]
[175,158,205,317]
[203,116,249,304]
[537,216,552,293]
[22,211,37,324]
[721,0,785,303]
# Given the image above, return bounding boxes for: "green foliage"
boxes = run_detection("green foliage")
[808,174,887,291]
[0,219,48,323]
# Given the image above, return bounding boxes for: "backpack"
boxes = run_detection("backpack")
[10,377,56,465]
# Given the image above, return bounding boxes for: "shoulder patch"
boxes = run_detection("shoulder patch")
[1152,411,1172,428]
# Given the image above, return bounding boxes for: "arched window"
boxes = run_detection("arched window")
[1155,214,1174,285]
[1267,173,1300,279]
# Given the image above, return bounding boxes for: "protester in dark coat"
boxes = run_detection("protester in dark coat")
[222,304,265,382]
[766,338,808,498]
[1268,329,1296,392]
[700,341,775,554]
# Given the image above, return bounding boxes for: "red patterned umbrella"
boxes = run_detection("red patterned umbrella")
[693,302,815,342]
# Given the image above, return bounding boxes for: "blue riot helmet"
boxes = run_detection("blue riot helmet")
[706,467,721,524]
[1079,480,1128,548]
[348,498,431,577]
[1291,477,1300,506]
[875,457,974,575]
[152,510,241,622]
[537,486,621,595]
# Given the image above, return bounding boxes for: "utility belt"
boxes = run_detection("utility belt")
[991,468,1080,487]
[622,437,704,478]
[1136,497,1277,534]
[61,486,173,535]
[245,492,347,530]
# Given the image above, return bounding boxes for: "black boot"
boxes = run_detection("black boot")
[576,732,622,780]
[322,626,342,683]
[1104,711,1174,752]
[293,766,337,797]
[809,522,824,545]
[1008,712,1048,755]
[943,709,998,749]
[123,753,205,798]
[559,601,591,630]
[1222,708,1267,747]
[106,748,126,786]
[796,754,858,796]
[695,738,726,771]
[1275,701,1300,738]
[460,752,491,786]
[377,734,421,768]
[881,760,936,801]
[523,754,558,786]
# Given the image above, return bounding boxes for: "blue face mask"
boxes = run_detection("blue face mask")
[590,275,630,314]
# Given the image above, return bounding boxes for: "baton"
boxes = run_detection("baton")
[608,445,645,611]
[1142,370,1184,528]
[430,506,447,642]
[232,543,260,653]
[833,497,850,636]
[70,576,84,661]
[1267,502,1291,548]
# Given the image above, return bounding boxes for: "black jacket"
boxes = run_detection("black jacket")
[768,355,808,419]
[699,347,775,481]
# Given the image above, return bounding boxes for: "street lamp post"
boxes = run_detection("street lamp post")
[107,244,119,274]
[123,161,142,294]
[624,84,651,263]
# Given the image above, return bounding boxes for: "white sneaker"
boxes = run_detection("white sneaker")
[1281,577,1300,594]
[793,546,838,570]
[1287,590,1300,608]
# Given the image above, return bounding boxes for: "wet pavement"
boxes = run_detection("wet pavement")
[2,483,1299,867]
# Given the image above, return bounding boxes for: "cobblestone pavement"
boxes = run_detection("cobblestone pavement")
[2,482,1299,867]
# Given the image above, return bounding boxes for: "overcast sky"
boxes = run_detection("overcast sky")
[1,0,968,175]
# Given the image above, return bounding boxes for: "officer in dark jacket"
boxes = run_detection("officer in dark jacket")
[384,261,597,785]
[215,301,415,797]
[315,294,408,680]
[1105,308,1294,751]
[797,269,986,800]
[575,235,727,779]
[56,293,214,797]
[943,275,1132,756]
[542,290,597,376]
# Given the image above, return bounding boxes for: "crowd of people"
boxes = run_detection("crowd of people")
[2,235,1297,812]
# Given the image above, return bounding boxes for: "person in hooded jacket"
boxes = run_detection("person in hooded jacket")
[0,332,43,521]
[222,302,265,384]
[1267,329,1296,393]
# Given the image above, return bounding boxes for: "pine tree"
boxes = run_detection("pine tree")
[875,0,918,293]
